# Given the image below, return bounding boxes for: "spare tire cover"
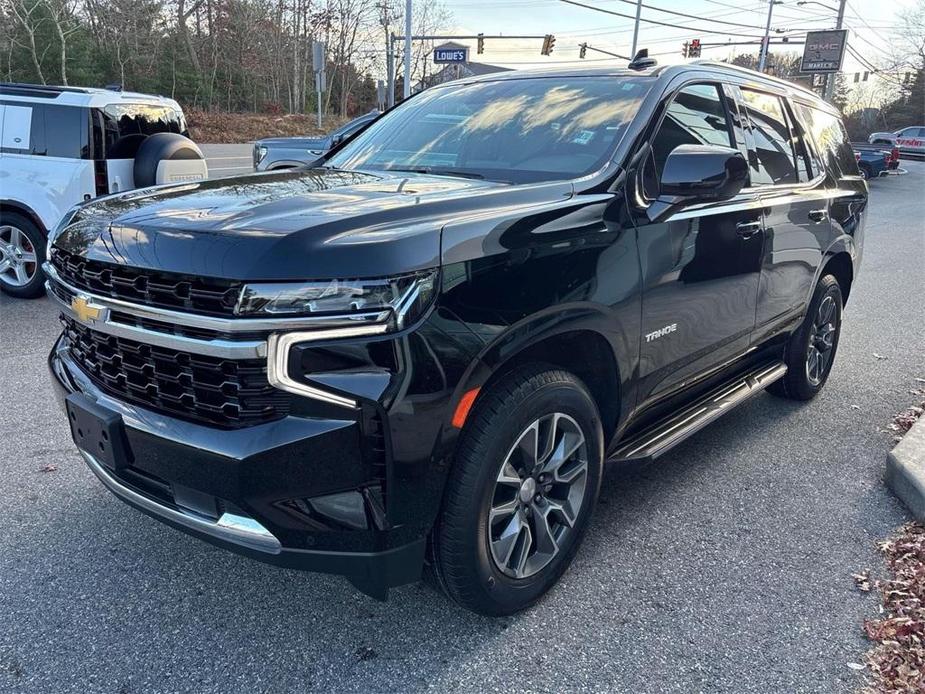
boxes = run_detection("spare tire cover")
[133,133,204,188]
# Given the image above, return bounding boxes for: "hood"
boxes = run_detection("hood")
[256,136,331,150]
[53,168,517,281]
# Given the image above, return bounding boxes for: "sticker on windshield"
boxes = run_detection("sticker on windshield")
[572,130,595,145]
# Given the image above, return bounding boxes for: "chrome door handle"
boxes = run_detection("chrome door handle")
[735,220,762,239]
[808,208,829,223]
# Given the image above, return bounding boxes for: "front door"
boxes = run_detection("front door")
[634,82,763,407]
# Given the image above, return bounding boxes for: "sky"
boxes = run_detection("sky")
[443,0,913,78]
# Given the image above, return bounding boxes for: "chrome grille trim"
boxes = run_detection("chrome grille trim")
[47,278,268,359]
[43,262,391,334]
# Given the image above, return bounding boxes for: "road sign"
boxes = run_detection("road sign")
[800,29,848,74]
[434,43,468,63]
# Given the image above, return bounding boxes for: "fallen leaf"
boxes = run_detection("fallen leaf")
[39,464,58,473]
[848,662,866,671]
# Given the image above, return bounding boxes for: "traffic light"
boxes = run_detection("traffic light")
[477,33,484,55]
[541,34,556,56]
[681,41,689,58]
[579,42,587,59]
[689,38,701,58]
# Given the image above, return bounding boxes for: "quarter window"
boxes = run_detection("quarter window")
[797,104,859,177]
[651,83,734,178]
[740,89,799,186]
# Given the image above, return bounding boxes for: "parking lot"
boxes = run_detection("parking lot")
[1,162,923,693]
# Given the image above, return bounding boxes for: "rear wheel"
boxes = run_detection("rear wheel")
[430,365,604,616]
[858,163,872,180]
[0,213,45,298]
[769,274,843,401]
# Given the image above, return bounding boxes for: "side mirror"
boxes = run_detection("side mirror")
[331,134,344,146]
[660,144,749,201]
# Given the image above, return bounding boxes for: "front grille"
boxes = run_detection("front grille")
[62,315,288,428]
[51,247,243,317]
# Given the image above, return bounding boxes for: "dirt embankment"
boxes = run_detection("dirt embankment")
[186,110,348,144]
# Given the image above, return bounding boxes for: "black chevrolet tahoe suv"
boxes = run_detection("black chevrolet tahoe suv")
[47,61,867,615]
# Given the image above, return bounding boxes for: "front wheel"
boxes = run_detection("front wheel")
[769,274,843,401]
[0,213,46,298]
[430,365,604,615]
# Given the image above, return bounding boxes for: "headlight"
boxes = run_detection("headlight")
[254,145,268,167]
[47,203,83,256]
[236,269,438,331]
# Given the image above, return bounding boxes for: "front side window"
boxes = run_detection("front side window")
[651,83,734,178]
[326,76,653,184]
[740,89,798,186]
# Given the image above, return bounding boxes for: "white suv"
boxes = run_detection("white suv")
[0,83,206,298]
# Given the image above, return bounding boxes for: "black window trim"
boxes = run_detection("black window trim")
[636,77,741,204]
[733,85,827,193]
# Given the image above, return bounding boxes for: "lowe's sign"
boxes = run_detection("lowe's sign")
[434,45,468,64]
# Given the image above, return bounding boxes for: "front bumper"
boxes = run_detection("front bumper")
[49,338,426,599]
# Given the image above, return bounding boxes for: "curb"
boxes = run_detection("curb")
[886,415,925,521]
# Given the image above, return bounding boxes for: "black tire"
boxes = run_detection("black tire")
[858,163,872,180]
[768,274,843,401]
[430,364,604,616]
[0,212,46,299]
[133,133,204,188]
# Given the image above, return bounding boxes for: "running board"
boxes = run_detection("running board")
[611,361,787,463]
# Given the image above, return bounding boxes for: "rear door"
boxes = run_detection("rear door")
[634,81,763,406]
[734,87,834,341]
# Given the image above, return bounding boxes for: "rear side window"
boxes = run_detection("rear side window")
[797,104,859,177]
[651,83,734,178]
[740,89,798,186]
[0,103,88,158]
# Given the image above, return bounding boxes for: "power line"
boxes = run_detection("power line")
[556,0,793,39]
[603,0,786,31]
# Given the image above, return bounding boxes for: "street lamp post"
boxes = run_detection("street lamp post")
[630,0,642,56]
[758,0,782,72]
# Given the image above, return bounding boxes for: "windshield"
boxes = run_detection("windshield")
[326,76,652,183]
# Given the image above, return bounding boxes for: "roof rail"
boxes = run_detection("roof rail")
[0,82,91,98]
[687,60,819,98]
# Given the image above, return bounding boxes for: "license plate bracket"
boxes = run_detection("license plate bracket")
[65,393,133,471]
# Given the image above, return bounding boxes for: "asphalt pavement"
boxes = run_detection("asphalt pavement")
[1,163,923,693]
[201,143,253,178]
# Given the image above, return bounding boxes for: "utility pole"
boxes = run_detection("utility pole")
[379,2,395,108]
[824,0,847,102]
[630,0,642,56]
[403,0,412,99]
[758,0,780,72]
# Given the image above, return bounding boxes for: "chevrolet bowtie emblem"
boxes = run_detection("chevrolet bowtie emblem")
[71,295,103,324]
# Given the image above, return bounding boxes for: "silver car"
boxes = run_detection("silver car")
[868,126,925,155]
[253,111,380,171]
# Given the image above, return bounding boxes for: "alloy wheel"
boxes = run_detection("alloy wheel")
[806,293,838,386]
[488,413,589,579]
[0,225,38,287]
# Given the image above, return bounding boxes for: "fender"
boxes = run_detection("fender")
[0,199,48,236]
[805,235,858,309]
[266,160,310,171]
[443,301,638,442]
